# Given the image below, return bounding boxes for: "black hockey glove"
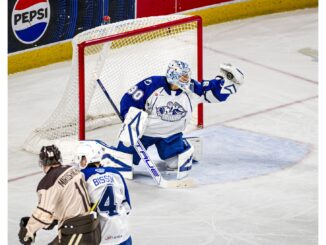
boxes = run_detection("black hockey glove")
[20,216,30,227]
[18,217,34,245]
[18,227,32,245]
[43,219,58,230]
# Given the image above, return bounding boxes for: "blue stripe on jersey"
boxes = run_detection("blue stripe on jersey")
[120,75,231,121]
[120,76,181,119]
[82,167,98,181]
[102,153,132,172]
[191,79,204,95]
[192,78,230,102]
[82,166,121,181]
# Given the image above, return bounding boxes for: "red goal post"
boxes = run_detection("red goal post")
[24,15,203,154]
[77,15,203,140]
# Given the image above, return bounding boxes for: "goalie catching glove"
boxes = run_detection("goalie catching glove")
[219,63,244,95]
[119,107,148,147]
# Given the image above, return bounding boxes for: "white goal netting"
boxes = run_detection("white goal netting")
[24,15,200,153]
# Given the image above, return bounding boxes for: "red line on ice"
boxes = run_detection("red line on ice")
[205,47,318,84]
[8,171,42,182]
[221,95,318,124]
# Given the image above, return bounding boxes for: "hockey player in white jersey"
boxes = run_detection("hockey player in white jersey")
[74,140,132,245]
[116,61,244,177]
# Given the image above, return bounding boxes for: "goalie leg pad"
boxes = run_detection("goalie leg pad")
[100,146,133,180]
[118,107,148,147]
[117,135,158,166]
[164,138,194,179]
[176,140,194,180]
[183,137,202,162]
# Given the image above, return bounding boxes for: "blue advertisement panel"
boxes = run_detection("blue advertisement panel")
[8,0,135,54]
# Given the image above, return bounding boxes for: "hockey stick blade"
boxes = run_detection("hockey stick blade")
[160,177,197,188]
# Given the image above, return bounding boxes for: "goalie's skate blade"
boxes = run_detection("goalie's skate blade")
[160,178,197,188]
[133,161,197,188]
[132,170,197,188]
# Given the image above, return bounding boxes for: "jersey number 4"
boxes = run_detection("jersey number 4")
[98,185,118,216]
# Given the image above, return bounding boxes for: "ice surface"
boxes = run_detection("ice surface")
[8,8,318,245]
[134,125,310,186]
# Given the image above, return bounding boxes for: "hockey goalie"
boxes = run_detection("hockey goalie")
[98,61,244,181]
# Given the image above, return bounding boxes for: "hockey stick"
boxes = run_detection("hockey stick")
[96,79,195,188]
[90,200,99,212]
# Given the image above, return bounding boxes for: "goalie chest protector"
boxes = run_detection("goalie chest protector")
[120,76,198,138]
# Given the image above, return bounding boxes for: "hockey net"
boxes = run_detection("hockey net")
[24,15,203,154]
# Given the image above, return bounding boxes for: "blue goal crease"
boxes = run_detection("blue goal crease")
[131,125,310,186]
[183,125,310,184]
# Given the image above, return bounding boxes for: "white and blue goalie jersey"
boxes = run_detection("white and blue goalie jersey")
[120,76,231,138]
[82,167,131,245]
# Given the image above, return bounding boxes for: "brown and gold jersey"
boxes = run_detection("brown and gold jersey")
[26,165,91,237]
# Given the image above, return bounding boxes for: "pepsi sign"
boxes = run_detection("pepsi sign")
[12,0,51,44]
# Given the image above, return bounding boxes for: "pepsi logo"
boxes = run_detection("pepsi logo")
[12,0,51,44]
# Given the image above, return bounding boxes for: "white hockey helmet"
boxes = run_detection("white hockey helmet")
[74,141,103,169]
[166,60,192,92]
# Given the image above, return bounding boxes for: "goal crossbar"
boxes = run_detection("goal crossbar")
[77,15,203,140]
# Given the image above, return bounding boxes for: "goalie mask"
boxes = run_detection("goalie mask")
[39,145,62,167]
[166,60,193,93]
[74,141,103,169]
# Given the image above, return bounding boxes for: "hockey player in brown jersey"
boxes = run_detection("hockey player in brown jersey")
[18,145,101,245]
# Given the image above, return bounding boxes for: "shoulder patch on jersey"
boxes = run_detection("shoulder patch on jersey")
[95,168,105,174]
[144,79,152,85]
[156,101,187,122]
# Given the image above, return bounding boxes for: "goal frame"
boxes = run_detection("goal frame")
[77,15,203,140]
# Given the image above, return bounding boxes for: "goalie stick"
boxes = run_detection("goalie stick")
[96,78,195,188]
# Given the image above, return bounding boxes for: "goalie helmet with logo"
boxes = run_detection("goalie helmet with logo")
[39,145,62,167]
[166,60,193,93]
